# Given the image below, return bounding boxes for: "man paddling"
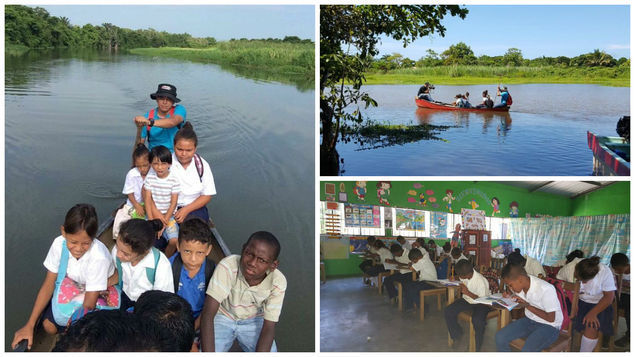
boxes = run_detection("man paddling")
[494,85,512,108]
[417,82,435,101]
[134,84,187,152]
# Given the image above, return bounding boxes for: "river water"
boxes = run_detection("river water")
[335,84,629,176]
[5,49,314,351]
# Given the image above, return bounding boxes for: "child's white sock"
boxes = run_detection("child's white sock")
[580,335,598,352]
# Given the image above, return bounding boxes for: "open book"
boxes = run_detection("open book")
[474,293,519,311]
[434,279,460,286]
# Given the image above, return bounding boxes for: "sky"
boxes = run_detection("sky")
[376,5,630,60]
[39,5,315,41]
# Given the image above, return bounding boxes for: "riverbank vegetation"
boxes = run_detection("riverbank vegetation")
[367,43,630,86]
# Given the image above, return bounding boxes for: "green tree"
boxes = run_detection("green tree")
[320,5,468,174]
[416,49,442,67]
[502,48,523,66]
[441,42,476,65]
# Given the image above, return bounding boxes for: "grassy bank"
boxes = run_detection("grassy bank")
[364,65,630,87]
[130,41,314,76]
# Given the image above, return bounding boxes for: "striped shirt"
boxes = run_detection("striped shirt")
[206,255,287,322]
[143,171,180,214]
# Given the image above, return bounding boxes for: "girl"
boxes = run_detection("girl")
[556,249,584,283]
[111,219,174,311]
[574,256,616,352]
[113,144,151,240]
[12,204,115,350]
[144,145,181,257]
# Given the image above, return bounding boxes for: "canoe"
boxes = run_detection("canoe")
[415,97,510,112]
[587,131,630,176]
[22,204,230,352]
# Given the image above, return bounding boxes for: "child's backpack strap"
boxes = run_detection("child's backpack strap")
[545,277,570,330]
[193,153,204,182]
[146,107,177,140]
[145,247,161,287]
[116,256,123,288]
[172,253,184,291]
[57,241,70,285]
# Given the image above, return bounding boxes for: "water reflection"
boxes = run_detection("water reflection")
[415,107,512,134]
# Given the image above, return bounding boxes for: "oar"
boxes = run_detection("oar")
[12,339,28,352]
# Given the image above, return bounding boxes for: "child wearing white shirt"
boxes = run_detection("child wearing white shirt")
[364,240,392,276]
[556,250,584,283]
[382,244,412,300]
[574,257,616,352]
[495,264,563,351]
[402,249,438,309]
[444,260,491,351]
[113,144,151,240]
[396,236,412,250]
[610,253,630,348]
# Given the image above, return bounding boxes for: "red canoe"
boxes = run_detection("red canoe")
[415,97,510,112]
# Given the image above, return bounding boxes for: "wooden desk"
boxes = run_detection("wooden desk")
[492,302,527,329]
[424,281,461,305]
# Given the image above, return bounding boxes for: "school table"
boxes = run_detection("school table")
[492,302,528,329]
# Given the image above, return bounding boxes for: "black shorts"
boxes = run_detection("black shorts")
[41,300,67,332]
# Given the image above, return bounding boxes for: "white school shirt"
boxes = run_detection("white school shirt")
[436,245,444,257]
[460,271,490,304]
[43,236,114,291]
[556,257,583,283]
[122,167,145,207]
[417,247,430,260]
[579,263,616,304]
[413,255,437,281]
[452,254,468,264]
[377,247,395,270]
[400,241,412,251]
[111,245,174,301]
[395,249,411,274]
[518,275,563,329]
[170,153,217,207]
[143,171,181,214]
[524,255,546,277]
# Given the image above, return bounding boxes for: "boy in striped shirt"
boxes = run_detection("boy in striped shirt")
[144,145,181,257]
[200,231,286,352]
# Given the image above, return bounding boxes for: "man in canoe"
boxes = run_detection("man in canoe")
[417,82,435,101]
[494,85,512,108]
[134,84,187,152]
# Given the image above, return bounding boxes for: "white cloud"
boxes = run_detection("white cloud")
[607,44,630,50]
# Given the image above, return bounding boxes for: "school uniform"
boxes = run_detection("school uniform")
[524,255,546,277]
[207,255,286,352]
[556,257,583,283]
[403,254,437,308]
[495,275,563,351]
[359,246,378,273]
[400,241,413,251]
[365,247,393,276]
[574,263,616,336]
[435,245,444,257]
[111,245,174,307]
[383,249,412,299]
[170,152,216,221]
[113,167,145,240]
[169,253,213,318]
[452,254,469,264]
[444,270,491,351]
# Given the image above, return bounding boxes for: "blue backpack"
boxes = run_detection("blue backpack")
[115,247,161,289]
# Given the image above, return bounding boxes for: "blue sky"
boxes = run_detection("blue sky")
[39,5,314,41]
[377,5,630,60]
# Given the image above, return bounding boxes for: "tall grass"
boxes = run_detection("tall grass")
[365,65,629,87]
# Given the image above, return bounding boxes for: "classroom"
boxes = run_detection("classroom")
[320,181,629,352]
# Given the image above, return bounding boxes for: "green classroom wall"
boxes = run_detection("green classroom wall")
[322,181,630,277]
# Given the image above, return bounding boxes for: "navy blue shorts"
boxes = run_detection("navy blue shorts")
[41,301,67,332]
[574,299,614,336]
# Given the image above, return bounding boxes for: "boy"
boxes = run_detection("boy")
[364,240,393,276]
[359,236,378,274]
[200,231,286,352]
[508,248,546,278]
[495,264,563,351]
[396,236,412,250]
[403,248,437,309]
[169,218,215,331]
[382,244,412,300]
[444,259,491,351]
[610,253,630,348]
[451,247,468,264]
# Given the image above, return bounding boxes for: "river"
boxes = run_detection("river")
[334,84,629,176]
[5,49,314,351]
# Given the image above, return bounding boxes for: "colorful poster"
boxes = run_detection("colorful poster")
[395,208,425,231]
[344,204,381,228]
[461,208,486,230]
[350,237,369,253]
[431,212,448,238]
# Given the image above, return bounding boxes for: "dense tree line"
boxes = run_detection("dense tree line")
[371,41,629,72]
[5,5,311,50]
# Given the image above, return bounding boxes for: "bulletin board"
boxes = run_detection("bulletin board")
[430,211,448,238]
[344,204,381,228]
[395,208,425,231]
[461,208,486,230]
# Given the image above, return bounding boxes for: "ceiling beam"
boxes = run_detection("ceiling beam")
[571,182,617,200]
[529,181,554,192]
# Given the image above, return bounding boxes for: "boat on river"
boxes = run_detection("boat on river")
[415,97,510,112]
[587,131,630,176]
[19,204,230,352]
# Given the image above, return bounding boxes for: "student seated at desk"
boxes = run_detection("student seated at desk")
[556,250,584,283]
[364,240,392,276]
[444,260,491,351]
[382,244,411,300]
[396,236,412,250]
[508,248,546,278]
[436,244,452,279]
[429,240,444,258]
[359,236,378,274]
[610,253,630,348]
[403,249,437,310]
[495,264,563,352]
[451,248,468,264]
[412,238,429,259]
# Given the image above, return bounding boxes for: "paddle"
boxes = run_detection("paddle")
[13,339,28,352]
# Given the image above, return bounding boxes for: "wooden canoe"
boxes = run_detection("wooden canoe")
[415,97,510,112]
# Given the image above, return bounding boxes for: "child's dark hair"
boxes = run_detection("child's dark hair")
[566,249,584,263]
[132,143,150,168]
[390,243,403,255]
[408,248,423,261]
[610,253,629,268]
[455,259,473,277]
[501,263,528,281]
[507,248,526,266]
[443,242,451,253]
[415,238,426,246]
[451,247,461,258]
[374,240,385,249]
[178,217,213,246]
[243,231,281,260]
[429,240,437,246]
[119,219,164,255]
[149,145,172,165]
[135,291,195,352]
[367,236,376,243]
[396,235,405,242]
[574,256,601,281]
[64,204,98,238]
[173,121,198,147]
